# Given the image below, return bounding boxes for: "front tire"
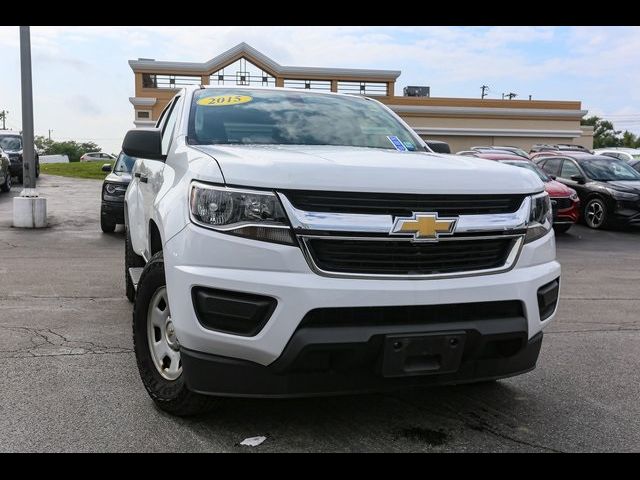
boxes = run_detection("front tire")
[0,173,10,192]
[133,252,214,416]
[100,213,116,233]
[553,223,572,234]
[583,197,608,229]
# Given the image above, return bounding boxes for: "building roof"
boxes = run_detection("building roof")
[128,42,401,81]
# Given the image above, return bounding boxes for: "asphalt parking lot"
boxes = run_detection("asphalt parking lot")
[0,174,639,452]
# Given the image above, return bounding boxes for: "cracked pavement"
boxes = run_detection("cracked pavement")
[1,175,639,452]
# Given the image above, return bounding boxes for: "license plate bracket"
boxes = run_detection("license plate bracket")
[381,331,466,378]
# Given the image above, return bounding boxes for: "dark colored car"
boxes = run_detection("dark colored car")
[0,147,11,192]
[534,153,640,229]
[466,152,580,232]
[425,139,451,153]
[0,132,39,183]
[100,151,136,232]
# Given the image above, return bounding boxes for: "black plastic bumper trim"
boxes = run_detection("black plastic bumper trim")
[181,319,542,398]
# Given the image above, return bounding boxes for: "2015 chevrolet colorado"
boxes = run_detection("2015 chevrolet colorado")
[122,86,560,415]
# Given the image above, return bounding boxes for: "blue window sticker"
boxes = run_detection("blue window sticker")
[387,135,407,152]
[403,141,416,151]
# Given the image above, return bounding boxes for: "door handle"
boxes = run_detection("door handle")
[134,172,141,178]
[140,176,148,183]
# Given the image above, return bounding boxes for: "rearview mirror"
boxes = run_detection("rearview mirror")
[122,128,164,161]
[101,164,112,172]
[570,174,586,184]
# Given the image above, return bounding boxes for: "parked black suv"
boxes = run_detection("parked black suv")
[535,153,640,229]
[0,132,39,183]
[100,151,136,232]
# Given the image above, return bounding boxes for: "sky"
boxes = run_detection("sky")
[1,26,640,154]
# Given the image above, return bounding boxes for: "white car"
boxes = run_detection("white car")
[122,85,561,415]
[593,147,640,162]
[80,152,116,162]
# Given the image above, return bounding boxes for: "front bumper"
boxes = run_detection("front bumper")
[181,330,543,397]
[611,199,640,225]
[9,162,22,177]
[164,224,560,369]
[551,197,580,224]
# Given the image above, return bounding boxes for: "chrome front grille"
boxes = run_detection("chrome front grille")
[278,191,529,279]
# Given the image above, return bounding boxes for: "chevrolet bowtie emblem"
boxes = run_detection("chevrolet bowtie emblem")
[390,213,458,242]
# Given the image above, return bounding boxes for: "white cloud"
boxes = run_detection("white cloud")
[2,26,640,151]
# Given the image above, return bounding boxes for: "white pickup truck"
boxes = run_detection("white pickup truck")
[122,86,560,415]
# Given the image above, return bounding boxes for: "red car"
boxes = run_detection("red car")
[461,152,580,233]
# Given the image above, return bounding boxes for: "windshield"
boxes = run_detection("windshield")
[188,88,422,151]
[500,160,551,181]
[0,136,22,151]
[581,159,640,181]
[114,152,136,173]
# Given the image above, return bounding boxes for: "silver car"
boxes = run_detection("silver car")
[80,152,117,162]
[593,147,640,162]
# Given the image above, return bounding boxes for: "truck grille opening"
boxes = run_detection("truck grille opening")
[299,301,525,329]
[304,237,517,276]
[282,190,526,216]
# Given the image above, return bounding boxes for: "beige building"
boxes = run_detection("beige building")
[129,42,592,151]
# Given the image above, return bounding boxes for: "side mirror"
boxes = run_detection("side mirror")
[549,174,556,180]
[570,174,586,184]
[122,128,164,161]
[102,164,112,172]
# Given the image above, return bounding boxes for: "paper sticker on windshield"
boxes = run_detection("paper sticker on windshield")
[197,95,253,107]
[403,141,416,151]
[387,135,407,151]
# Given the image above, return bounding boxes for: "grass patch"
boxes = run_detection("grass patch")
[40,161,114,180]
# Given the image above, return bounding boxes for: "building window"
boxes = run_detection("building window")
[136,110,151,120]
[337,81,387,96]
[283,79,331,91]
[142,74,157,88]
[145,74,201,89]
[210,57,275,87]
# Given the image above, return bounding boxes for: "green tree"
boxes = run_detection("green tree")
[581,116,622,148]
[34,135,54,154]
[46,140,101,162]
[621,130,638,148]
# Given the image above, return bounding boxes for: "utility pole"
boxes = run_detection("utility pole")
[0,110,7,129]
[480,85,489,99]
[13,26,47,228]
[48,129,53,141]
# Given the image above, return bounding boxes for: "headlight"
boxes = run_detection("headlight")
[103,182,127,201]
[569,191,579,201]
[525,192,552,243]
[606,188,640,201]
[189,182,294,245]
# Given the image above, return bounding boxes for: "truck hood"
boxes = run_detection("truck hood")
[193,144,543,195]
